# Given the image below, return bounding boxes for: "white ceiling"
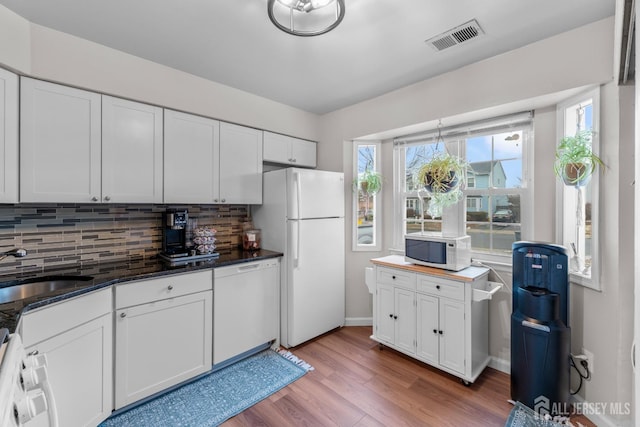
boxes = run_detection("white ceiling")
[0,0,615,114]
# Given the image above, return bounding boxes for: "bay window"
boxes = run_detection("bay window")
[393,112,533,261]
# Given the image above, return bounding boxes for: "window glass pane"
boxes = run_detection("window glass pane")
[466,194,521,253]
[404,197,442,234]
[354,142,380,251]
[467,131,523,189]
[356,192,374,245]
[560,97,595,279]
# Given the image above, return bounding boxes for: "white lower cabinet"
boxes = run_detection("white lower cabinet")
[371,255,497,384]
[114,270,213,409]
[213,259,279,365]
[19,288,113,427]
[377,283,415,355]
[416,293,465,374]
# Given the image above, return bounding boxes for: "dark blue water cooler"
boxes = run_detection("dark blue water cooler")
[511,242,570,414]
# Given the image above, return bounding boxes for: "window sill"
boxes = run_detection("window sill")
[569,271,600,291]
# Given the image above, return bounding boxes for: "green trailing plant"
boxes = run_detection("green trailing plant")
[416,152,467,217]
[554,129,604,186]
[353,169,383,195]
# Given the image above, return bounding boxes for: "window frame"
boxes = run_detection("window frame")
[555,87,601,291]
[392,112,533,263]
[352,140,382,252]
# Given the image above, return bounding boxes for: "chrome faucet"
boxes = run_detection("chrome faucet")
[0,248,27,262]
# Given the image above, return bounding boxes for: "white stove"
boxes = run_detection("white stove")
[0,329,58,427]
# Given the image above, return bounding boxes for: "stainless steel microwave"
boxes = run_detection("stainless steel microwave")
[404,233,471,271]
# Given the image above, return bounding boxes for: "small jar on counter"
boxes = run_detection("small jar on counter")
[242,229,261,251]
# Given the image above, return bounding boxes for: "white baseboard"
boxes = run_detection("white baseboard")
[569,394,632,427]
[344,317,373,326]
[489,356,510,374]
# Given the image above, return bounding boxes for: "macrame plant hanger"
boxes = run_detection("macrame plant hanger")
[573,105,585,273]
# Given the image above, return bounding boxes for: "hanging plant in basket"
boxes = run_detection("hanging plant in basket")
[353,168,383,195]
[416,151,467,218]
[554,129,604,187]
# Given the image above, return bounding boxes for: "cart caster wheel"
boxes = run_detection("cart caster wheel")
[461,379,471,387]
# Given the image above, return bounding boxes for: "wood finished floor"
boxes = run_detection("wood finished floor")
[222,326,596,427]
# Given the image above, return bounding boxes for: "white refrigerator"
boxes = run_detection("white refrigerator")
[253,168,345,348]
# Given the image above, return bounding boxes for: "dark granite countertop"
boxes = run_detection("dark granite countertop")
[0,249,282,333]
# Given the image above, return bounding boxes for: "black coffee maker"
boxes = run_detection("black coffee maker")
[162,209,189,258]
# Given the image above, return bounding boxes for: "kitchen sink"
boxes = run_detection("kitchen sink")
[0,276,94,304]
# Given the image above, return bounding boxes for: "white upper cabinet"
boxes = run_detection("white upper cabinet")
[219,122,263,204]
[102,96,163,203]
[263,131,316,168]
[20,77,102,203]
[20,78,162,203]
[0,68,18,203]
[164,109,220,204]
[164,110,263,204]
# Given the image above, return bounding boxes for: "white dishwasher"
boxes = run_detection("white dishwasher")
[213,258,280,366]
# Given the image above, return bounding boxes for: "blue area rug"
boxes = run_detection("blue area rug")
[505,402,572,427]
[100,349,311,427]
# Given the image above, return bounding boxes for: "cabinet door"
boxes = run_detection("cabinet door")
[102,96,163,203]
[164,109,219,203]
[213,260,279,364]
[20,78,102,203]
[394,287,416,354]
[290,138,317,168]
[263,131,291,164]
[0,69,18,203]
[376,283,395,344]
[416,293,439,364]
[219,122,263,204]
[115,291,212,409]
[25,313,113,427]
[439,298,465,374]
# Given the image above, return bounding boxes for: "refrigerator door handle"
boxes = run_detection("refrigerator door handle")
[294,171,302,220]
[293,220,300,268]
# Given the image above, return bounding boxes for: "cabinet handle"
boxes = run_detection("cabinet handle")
[392,275,396,280]
[393,315,398,320]
[389,314,393,318]
[221,199,226,203]
[433,329,438,334]
[168,285,174,291]
[120,312,126,318]
[104,196,111,201]
[214,199,219,203]
[91,196,98,202]
[438,330,443,335]
[436,285,441,290]
[292,158,297,163]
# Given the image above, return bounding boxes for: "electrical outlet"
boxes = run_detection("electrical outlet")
[582,348,594,374]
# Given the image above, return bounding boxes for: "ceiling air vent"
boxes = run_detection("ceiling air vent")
[426,19,484,52]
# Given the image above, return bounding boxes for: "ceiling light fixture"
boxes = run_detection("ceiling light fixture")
[267,0,345,37]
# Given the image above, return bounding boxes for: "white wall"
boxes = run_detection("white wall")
[319,16,634,426]
[0,6,30,72]
[0,6,320,142]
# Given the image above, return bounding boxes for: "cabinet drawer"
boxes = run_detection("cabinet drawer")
[115,270,212,309]
[20,287,112,346]
[417,276,464,301]
[376,267,415,290]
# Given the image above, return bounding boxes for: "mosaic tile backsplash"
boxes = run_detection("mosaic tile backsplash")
[0,204,249,275]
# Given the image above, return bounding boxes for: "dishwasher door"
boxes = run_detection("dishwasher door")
[213,259,280,365]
